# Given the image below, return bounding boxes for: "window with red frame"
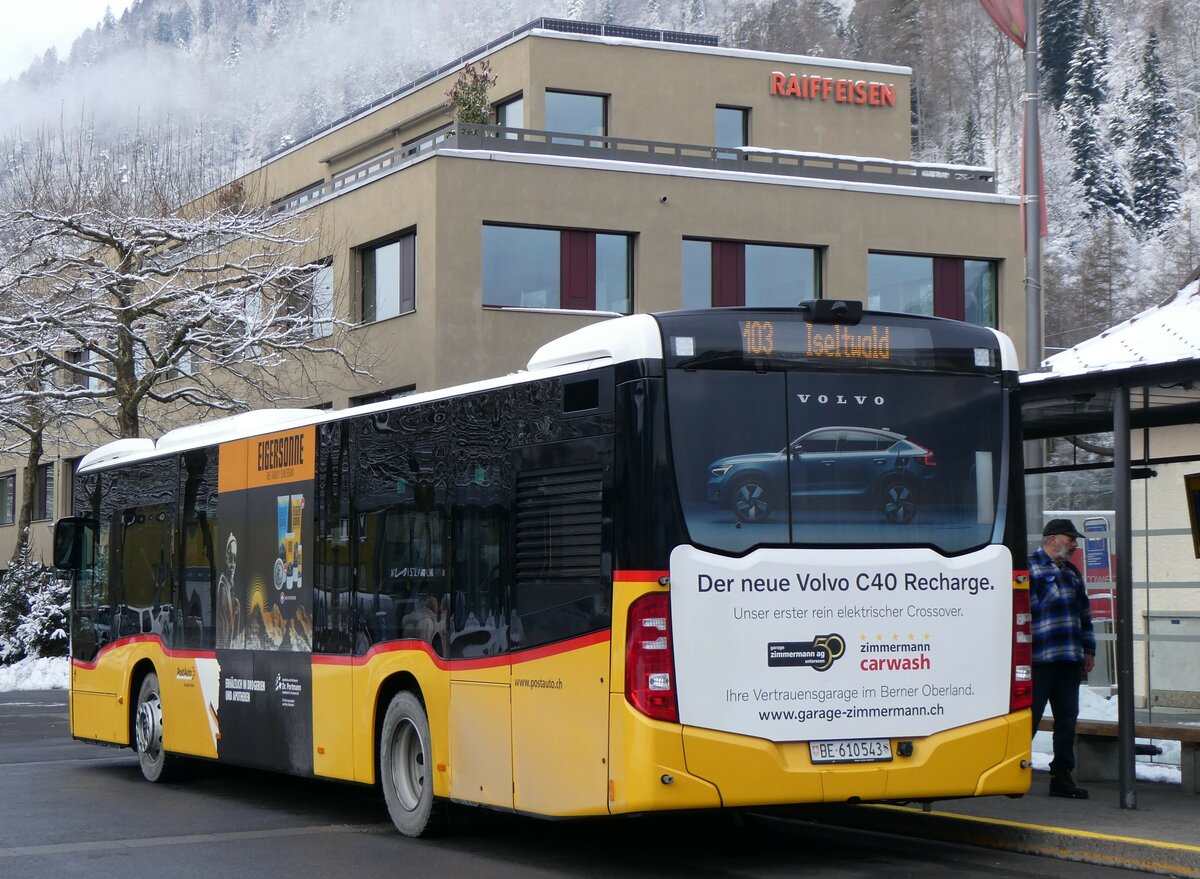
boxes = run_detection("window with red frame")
[868,253,997,327]
[482,225,631,313]
[682,239,818,308]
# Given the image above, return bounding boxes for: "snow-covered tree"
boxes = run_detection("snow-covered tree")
[199,0,215,32]
[1129,28,1184,238]
[1040,0,1084,109]
[644,0,665,30]
[0,125,370,443]
[226,33,242,69]
[950,109,984,166]
[0,351,94,555]
[154,10,175,44]
[177,2,196,45]
[1058,0,1134,225]
[0,533,66,663]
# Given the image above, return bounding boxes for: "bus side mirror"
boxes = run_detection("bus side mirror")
[53,517,97,573]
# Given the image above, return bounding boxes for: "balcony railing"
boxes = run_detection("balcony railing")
[269,123,997,216]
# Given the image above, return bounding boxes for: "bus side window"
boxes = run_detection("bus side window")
[113,504,175,640]
[449,500,506,658]
[69,477,107,664]
[315,421,352,654]
[352,407,451,654]
[179,449,218,650]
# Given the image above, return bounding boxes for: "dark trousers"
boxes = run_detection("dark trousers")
[1031,661,1083,778]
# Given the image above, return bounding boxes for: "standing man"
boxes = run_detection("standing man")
[1029,518,1096,799]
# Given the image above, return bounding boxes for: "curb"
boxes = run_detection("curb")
[785,803,1200,878]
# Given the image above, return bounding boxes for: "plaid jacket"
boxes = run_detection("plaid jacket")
[1028,546,1095,665]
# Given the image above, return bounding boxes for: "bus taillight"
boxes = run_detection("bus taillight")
[1011,579,1032,711]
[625,593,679,723]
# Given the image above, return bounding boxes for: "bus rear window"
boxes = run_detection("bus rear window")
[667,368,1004,555]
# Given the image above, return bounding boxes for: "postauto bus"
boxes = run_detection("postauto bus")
[54,302,1031,837]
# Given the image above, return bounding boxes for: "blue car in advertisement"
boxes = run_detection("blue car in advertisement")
[706,426,937,524]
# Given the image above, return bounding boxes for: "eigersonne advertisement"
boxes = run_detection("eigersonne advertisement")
[669,544,1013,741]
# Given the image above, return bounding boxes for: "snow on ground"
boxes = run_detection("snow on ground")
[0,656,69,691]
[1034,684,1183,784]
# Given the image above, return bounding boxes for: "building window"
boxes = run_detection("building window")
[715,106,748,159]
[482,225,631,313]
[545,90,606,144]
[0,473,14,526]
[495,94,523,130]
[33,463,53,521]
[65,348,104,390]
[64,458,80,516]
[682,239,818,308]
[361,232,416,323]
[311,261,334,337]
[868,253,997,327]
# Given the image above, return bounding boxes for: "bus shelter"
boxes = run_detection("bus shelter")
[1020,279,1200,809]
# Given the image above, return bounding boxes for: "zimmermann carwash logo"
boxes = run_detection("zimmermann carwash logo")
[766,634,846,671]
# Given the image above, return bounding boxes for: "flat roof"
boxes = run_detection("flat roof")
[262,17,909,166]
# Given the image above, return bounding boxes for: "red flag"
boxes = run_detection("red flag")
[979,0,1026,48]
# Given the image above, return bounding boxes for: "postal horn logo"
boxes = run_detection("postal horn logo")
[766,633,846,671]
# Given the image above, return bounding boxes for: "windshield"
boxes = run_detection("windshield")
[667,367,1005,554]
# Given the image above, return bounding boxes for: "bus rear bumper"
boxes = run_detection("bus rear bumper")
[679,711,1032,806]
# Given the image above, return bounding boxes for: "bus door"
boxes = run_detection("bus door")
[447,499,513,809]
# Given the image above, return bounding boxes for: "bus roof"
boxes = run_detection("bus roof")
[76,309,1017,474]
[75,316,654,475]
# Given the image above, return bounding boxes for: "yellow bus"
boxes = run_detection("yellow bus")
[54,302,1032,836]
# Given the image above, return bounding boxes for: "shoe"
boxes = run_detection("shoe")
[1049,775,1089,799]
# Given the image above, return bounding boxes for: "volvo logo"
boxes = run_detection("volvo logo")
[796,394,885,406]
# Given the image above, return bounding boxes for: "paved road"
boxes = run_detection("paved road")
[0,690,1160,879]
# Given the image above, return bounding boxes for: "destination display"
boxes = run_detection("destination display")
[660,311,1002,374]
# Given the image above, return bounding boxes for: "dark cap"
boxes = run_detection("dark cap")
[1043,518,1084,539]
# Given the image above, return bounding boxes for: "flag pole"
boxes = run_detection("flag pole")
[1023,0,1043,371]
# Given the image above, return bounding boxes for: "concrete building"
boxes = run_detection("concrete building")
[10,18,1022,563]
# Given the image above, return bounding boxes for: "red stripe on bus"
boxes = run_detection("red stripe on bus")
[72,630,612,672]
[310,629,611,670]
[70,634,217,670]
[614,570,668,582]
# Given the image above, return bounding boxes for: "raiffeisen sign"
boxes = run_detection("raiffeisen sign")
[770,71,897,107]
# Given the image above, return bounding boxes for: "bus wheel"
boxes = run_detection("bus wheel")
[135,672,176,782]
[380,691,443,837]
[882,481,917,524]
[732,477,772,523]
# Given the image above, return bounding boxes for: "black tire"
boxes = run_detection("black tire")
[882,480,917,524]
[380,691,443,837]
[134,672,177,782]
[731,476,773,523]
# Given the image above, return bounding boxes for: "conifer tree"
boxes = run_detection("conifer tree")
[1129,28,1184,237]
[1059,0,1134,224]
[1040,0,1084,108]
[154,11,175,44]
[177,2,195,45]
[951,109,984,166]
[0,532,65,663]
[199,0,215,32]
